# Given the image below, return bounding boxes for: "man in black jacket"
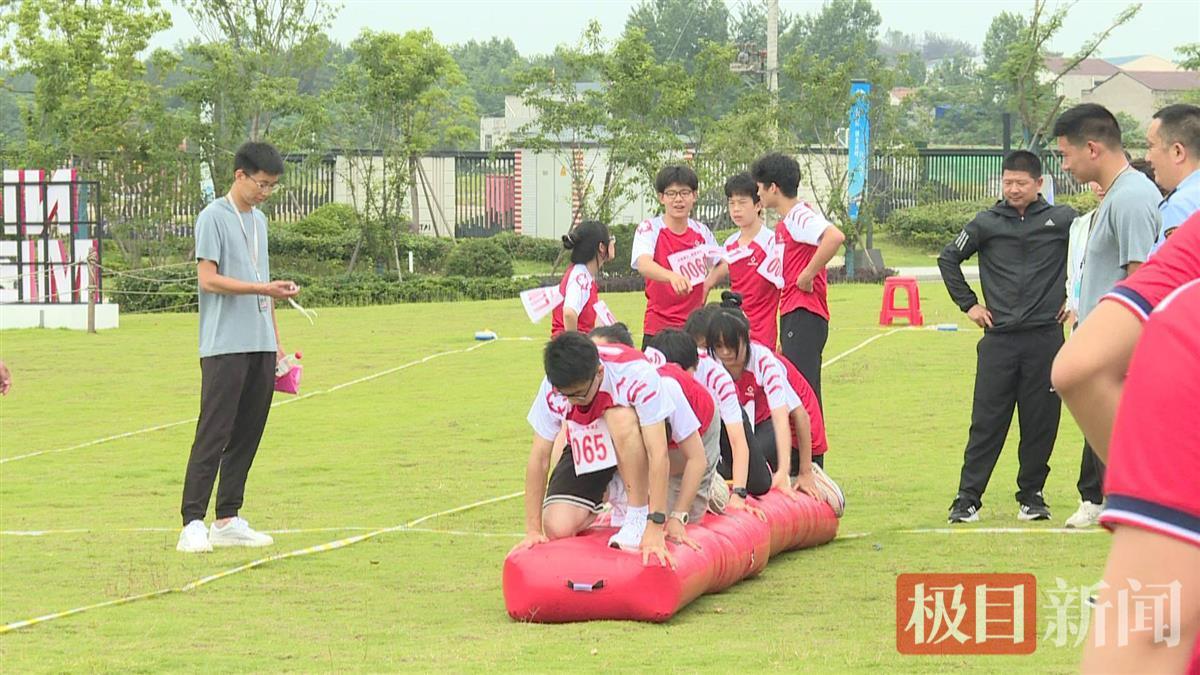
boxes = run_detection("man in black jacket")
[938,150,1078,524]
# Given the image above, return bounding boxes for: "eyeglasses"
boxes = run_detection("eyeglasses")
[557,371,600,402]
[240,173,282,193]
[663,189,694,200]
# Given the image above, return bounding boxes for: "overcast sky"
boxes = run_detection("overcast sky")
[152,0,1199,62]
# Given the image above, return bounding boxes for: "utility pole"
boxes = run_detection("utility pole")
[766,0,779,94]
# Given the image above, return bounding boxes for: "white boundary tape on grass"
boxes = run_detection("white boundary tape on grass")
[0,328,914,633]
[0,491,524,634]
[0,337,533,465]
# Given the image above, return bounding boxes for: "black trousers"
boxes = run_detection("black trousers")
[1077,440,1106,503]
[956,325,1064,507]
[780,308,828,410]
[718,416,776,496]
[181,352,275,525]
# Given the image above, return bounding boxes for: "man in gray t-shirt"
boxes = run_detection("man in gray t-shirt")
[177,142,301,554]
[1054,104,1161,528]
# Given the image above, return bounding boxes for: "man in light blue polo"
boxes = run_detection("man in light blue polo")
[1146,104,1200,251]
[177,141,301,553]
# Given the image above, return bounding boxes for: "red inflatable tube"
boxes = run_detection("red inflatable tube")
[503,489,838,623]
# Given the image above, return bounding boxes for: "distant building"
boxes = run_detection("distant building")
[1043,57,1120,100]
[1104,54,1180,72]
[889,87,917,106]
[1083,71,1200,122]
[478,83,604,151]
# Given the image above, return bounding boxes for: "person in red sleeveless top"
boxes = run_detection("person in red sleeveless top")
[709,172,783,350]
[631,165,720,348]
[551,220,617,337]
[751,153,845,410]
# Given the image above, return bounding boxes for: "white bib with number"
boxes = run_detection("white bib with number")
[667,247,711,287]
[592,299,616,326]
[520,285,564,323]
[566,417,618,475]
[756,240,785,289]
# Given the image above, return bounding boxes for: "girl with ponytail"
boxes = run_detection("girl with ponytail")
[551,220,616,336]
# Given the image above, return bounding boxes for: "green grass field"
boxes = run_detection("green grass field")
[0,285,1105,672]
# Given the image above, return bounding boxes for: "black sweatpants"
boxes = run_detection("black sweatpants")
[956,325,1064,507]
[718,416,777,496]
[1077,440,1106,504]
[181,352,275,525]
[780,308,828,410]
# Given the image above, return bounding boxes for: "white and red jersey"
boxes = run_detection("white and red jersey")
[731,343,793,426]
[776,201,834,321]
[724,225,783,350]
[551,264,599,337]
[1103,211,1200,322]
[631,215,718,335]
[527,343,674,441]
[658,362,713,443]
[777,351,828,456]
[658,369,704,447]
[695,352,743,425]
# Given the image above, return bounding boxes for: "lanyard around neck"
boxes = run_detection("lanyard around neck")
[226,195,260,279]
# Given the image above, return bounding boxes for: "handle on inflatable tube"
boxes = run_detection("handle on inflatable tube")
[566,579,606,592]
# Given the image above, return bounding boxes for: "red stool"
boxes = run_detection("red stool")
[879,276,924,326]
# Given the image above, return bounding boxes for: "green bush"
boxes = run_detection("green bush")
[1058,190,1099,215]
[492,231,563,264]
[290,203,357,238]
[285,273,544,307]
[109,266,198,313]
[394,232,455,273]
[442,237,513,278]
[884,200,990,252]
[608,223,639,278]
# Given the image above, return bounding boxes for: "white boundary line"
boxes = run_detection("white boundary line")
[0,337,533,465]
[0,491,525,634]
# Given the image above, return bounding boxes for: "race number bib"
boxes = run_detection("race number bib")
[667,247,710,287]
[593,299,616,327]
[721,245,753,265]
[520,285,564,323]
[756,240,785,289]
[566,417,618,475]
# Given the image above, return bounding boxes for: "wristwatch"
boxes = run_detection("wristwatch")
[732,487,749,499]
[669,511,690,525]
[647,511,667,525]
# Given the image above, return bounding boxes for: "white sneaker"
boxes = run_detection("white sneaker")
[1064,501,1103,528]
[809,464,846,517]
[707,479,730,515]
[177,519,212,553]
[606,476,628,527]
[607,507,647,550]
[209,517,274,548]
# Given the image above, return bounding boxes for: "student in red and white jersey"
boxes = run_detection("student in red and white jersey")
[551,220,618,337]
[592,325,716,543]
[709,172,783,350]
[705,303,820,502]
[631,165,721,348]
[751,153,846,409]
[513,332,675,567]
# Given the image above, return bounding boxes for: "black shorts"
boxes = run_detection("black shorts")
[543,448,617,513]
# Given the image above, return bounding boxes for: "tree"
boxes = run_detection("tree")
[780,40,912,274]
[1,0,188,264]
[785,0,881,64]
[625,0,730,67]
[333,28,475,268]
[1179,42,1200,70]
[993,0,1140,146]
[921,33,977,62]
[981,11,1026,105]
[516,23,690,224]
[451,38,527,117]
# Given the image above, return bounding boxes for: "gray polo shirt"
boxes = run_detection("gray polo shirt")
[1077,169,1161,322]
[195,198,277,358]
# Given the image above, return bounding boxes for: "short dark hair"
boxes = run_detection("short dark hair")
[543,332,599,389]
[750,153,800,198]
[647,329,699,370]
[683,304,723,343]
[654,165,699,194]
[1153,103,1200,156]
[588,323,634,347]
[234,141,286,177]
[1052,104,1122,150]
[1130,158,1157,185]
[705,303,752,369]
[1001,150,1042,179]
[724,172,761,203]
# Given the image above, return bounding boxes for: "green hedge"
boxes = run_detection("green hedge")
[109,267,198,313]
[1058,190,1099,215]
[884,200,990,252]
[492,231,563,264]
[442,238,514,278]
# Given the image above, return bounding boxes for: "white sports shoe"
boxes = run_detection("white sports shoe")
[707,478,730,515]
[209,517,274,548]
[1064,501,1103,528]
[607,507,647,550]
[606,476,628,527]
[809,465,846,517]
[177,519,213,553]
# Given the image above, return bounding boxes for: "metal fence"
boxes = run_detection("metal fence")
[453,151,517,237]
[1,176,104,304]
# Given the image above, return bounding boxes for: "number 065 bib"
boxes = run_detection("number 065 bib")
[566,418,618,475]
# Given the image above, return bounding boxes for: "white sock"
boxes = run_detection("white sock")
[627,505,648,517]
